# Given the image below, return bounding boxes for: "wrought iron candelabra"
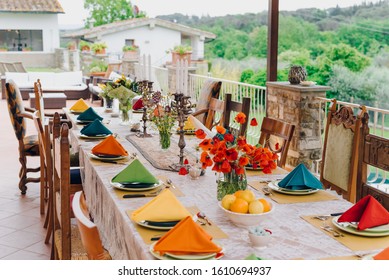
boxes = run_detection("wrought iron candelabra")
[170,92,193,171]
[136,80,153,138]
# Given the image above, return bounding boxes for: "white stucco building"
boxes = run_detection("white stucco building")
[0,0,63,52]
[63,17,216,66]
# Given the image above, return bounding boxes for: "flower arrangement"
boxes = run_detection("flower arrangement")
[150,93,176,149]
[195,113,278,174]
[122,45,139,52]
[193,113,278,199]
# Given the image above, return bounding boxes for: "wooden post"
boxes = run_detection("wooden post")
[267,0,279,83]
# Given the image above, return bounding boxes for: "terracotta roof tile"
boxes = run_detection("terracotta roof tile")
[0,0,64,13]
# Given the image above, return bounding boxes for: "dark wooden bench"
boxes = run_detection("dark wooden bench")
[29,92,67,109]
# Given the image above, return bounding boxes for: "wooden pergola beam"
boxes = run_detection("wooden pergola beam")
[267,0,279,82]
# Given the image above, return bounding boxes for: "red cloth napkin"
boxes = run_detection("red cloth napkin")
[373,247,389,260]
[132,98,144,110]
[338,195,389,230]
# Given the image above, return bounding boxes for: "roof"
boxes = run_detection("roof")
[0,0,64,14]
[63,17,216,40]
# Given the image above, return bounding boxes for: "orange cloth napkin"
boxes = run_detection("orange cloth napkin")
[70,98,89,112]
[373,247,389,260]
[338,195,389,230]
[153,216,222,256]
[91,135,128,156]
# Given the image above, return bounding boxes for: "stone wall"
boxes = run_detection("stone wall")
[0,52,56,68]
[266,82,330,171]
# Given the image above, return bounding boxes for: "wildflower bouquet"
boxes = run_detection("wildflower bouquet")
[150,93,176,149]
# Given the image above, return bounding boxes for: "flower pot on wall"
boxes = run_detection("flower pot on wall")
[123,50,139,61]
[94,49,106,55]
[172,51,192,65]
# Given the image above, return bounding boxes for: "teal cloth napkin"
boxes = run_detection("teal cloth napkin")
[111,158,159,184]
[77,107,103,122]
[277,163,323,190]
[80,119,112,136]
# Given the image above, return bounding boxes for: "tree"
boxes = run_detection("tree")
[84,0,146,28]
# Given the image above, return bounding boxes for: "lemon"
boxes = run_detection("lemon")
[248,200,264,214]
[240,189,256,203]
[221,194,236,210]
[230,198,249,214]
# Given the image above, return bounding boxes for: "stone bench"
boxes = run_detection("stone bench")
[29,92,67,109]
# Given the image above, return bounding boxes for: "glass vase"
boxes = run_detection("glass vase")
[216,169,247,201]
[159,130,171,149]
[119,103,132,126]
[104,97,114,112]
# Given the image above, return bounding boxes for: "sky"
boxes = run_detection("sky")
[57,0,383,27]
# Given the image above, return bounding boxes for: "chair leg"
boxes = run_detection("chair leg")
[18,156,28,195]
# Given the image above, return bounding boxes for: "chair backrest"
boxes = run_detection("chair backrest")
[222,93,251,137]
[320,100,366,203]
[356,112,389,210]
[203,97,225,130]
[258,117,295,168]
[4,62,16,72]
[104,62,122,79]
[5,80,27,140]
[34,79,45,121]
[52,118,72,259]
[13,62,27,73]
[194,79,222,124]
[72,191,111,260]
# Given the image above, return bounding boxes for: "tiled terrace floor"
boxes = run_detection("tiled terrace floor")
[0,97,98,259]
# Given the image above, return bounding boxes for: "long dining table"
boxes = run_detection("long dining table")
[64,107,383,260]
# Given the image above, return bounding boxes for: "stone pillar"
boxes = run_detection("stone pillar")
[122,55,139,77]
[266,82,331,171]
[167,65,197,94]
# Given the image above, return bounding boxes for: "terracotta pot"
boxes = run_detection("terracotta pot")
[94,49,106,55]
[123,50,139,60]
[172,51,192,65]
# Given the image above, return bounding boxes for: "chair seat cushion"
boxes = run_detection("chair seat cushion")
[70,168,82,185]
[23,135,39,156]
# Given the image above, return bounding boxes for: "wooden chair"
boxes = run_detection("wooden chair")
[222,93,251,137]
[192,79,222,125]
[258,117,295,169]
[356,112,389,210]
[5,79,40,195]
[52,119,84,260]
[72,191,112,260]
[192,97,225,130]
[320,100,366,203]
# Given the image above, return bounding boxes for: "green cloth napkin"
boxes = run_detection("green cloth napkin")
[111,158,159,184]
[277,163,323,190]
[244,253,263,260]
[77,107,103,121]
[80,119,112,136]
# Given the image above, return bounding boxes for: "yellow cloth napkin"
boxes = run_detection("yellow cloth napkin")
[91,135,128,156]
[70,98,89,112]
[153,216,222,255]
[131,189,191,223]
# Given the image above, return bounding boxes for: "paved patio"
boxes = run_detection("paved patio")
[0,97,97,259]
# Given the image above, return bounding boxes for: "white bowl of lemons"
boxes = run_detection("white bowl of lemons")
[218,189,274,227]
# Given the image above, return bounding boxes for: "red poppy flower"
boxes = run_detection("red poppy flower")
[221,160,232,173]
[234,166,245,175]
[216,126,226,134]
[200,151,213,167]
[199,139,213,151]
[275,142,280,150]
[224,133,234,143]
[238,156,249,166]
[235,112,246,124]
[237,136,247,147]
[184,159,189,165]
[178,167,188,175]
[195,129,206,139]
[226,148,238,161]
[250,118,258,126]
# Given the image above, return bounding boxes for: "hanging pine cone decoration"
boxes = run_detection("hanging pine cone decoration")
[288,65,307,85]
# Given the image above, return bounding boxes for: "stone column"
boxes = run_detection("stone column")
[167,65,197,94]
[266,82,331,171]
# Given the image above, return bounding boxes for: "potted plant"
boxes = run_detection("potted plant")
[122,45,139,60]
[0,44,7,52]
[91,42,108,55]
[67,41,76,51]
[79,41,91,52]
[171,45,192,65]
[88,60,108,77]
[22,46,32,52]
